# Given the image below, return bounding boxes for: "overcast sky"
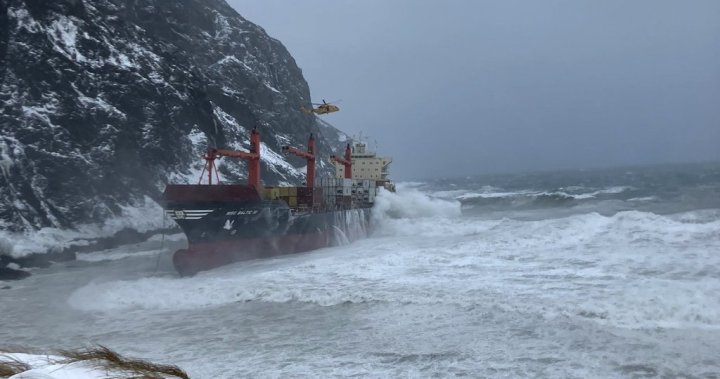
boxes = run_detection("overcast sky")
[228,0,719,180]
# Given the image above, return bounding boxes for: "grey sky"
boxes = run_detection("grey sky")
[228,0,720,180]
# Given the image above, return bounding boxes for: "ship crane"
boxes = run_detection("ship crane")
[200,128,261,188]
[331,143,353,179]
[282,134,316,188]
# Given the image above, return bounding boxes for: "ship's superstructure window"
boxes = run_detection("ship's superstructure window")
[333,141,392,181]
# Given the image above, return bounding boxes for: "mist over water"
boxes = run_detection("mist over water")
[2,162,720,378]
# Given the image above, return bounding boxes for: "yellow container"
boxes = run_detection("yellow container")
[279,187,289,196]
[288,196,297,207]
[288,187,297,196]
[264,188,280,199]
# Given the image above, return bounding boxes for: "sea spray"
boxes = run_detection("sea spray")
[371,187,461,220]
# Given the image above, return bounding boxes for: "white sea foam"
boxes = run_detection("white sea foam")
[147,233,186,242]
[372,187,461,220]
[628,196,657,202]
[430,189,467,199]
[456,190,534,200]
[76,248,165,263]
[395,181,425,189]
[570,185,632,199]
[452,185,633,203]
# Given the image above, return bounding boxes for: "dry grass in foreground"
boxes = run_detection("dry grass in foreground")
[59,345,190,379]
[1,345,189,379]
[0,346,32,378]
[0,356,31,378]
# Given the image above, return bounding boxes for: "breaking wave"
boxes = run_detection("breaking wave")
[453,186,634,210]
[372,187,461,220]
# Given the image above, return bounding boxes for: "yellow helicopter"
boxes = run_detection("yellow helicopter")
[302,99,340,115]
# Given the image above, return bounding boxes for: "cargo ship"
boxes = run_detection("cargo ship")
[162,128,394,276]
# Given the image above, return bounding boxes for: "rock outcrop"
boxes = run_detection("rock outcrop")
[0,0,348,234]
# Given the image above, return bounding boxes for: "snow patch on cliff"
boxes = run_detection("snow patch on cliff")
[167,130,208,184]
[261,143,303,179]
[76,88,126,119]
[213,12,232,40]
[47,15,86,63]
[212,104,247,141]
[8,6,42,33]
[22,104,59,129]
[264,81,281,94]
[0,137,21,178]
[107,52,135,68]
[216,55,242,66]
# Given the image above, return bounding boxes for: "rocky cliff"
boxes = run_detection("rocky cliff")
[0,0,348,235]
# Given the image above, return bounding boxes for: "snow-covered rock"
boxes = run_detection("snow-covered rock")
[0,0,349,243]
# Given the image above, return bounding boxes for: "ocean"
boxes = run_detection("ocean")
[2,162,719,378]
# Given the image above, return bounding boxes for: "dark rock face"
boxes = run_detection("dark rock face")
[0,266,31,280]
[0,0,347,232]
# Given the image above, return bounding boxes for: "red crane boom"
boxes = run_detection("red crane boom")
[200,128,261,188]
[282,134,316,187]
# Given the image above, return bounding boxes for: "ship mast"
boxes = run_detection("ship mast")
[282,134,316,188]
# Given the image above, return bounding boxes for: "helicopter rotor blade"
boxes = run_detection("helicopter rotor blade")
[311,99,342,105]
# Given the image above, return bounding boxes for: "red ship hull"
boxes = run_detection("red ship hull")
[173,229,338,276]
[163,184,372,276]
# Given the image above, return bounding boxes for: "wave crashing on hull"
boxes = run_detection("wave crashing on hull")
[372,187,462,220]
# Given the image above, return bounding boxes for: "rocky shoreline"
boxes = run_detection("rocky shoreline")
[0,226,179,281]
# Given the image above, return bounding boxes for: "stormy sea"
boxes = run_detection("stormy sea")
[2,162,719,378]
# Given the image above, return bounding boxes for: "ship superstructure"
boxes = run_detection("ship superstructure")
[332,141,392,181]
